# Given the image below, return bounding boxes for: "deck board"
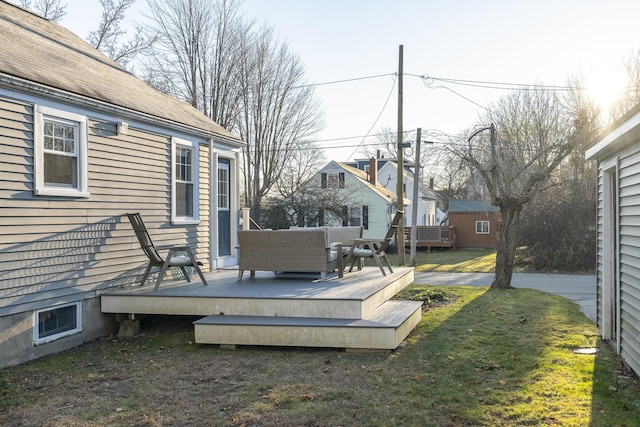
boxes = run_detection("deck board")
[101,267,414,319]
[101,266,420,350]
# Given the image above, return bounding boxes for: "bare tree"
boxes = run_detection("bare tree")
[87,0,155,68]
[144,0,217,110]
[518,77,600,272]
[237,25,324,221]
[276,140,326,200]
[357,126,399,159]
[143,0,248,128]
[206,0,249,130]
[12,0,66,22]
[452,87,578,288]
[607,49,640,123]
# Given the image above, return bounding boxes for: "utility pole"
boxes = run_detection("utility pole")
[396,44,405,265]
[410,128,421,266]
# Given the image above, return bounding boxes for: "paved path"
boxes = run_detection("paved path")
[413,272,597,323]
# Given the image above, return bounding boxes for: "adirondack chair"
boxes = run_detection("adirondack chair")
[126,213,208,290]
[347,210,403,276]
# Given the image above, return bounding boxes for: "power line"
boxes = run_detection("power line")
[345,74,398,160]
[292,72,396,89]
[412,74,579,91]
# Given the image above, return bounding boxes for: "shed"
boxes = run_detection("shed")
[447,200,500,249]
[586,103,640,377]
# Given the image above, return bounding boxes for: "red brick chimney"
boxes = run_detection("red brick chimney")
[368,157,378,185]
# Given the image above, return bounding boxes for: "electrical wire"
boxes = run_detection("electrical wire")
[410,73,579,91]
[252,71,579,156]
[344,74,397,160]
[292,72,396,89]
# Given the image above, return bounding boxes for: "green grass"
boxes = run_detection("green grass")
[2,287,639,426]
[383,248,498,273]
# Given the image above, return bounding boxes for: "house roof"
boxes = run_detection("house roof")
[377,161,439,200]
[586,102,640,160]
[448,199,499,213]
[0,1,242,144]
[331,161,400,204]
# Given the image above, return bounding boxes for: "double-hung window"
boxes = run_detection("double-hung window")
[34,106,89,197]
[321,172,345,188]
[171,138,199,224]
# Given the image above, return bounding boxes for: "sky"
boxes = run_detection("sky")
[55,0,640,161]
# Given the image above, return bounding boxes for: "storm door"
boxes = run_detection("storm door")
[217,158,231,256]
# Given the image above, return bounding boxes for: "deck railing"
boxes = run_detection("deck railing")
[403,226,456,247]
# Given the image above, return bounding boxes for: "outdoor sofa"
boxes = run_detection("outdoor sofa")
[237,226,362,280]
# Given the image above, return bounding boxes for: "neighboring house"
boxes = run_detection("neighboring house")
[308,160,401,239]
[0,2,243,368]
[348,155,411,172]
[447,200,500,248]
[586,102,640,377]
[376,160,440,227]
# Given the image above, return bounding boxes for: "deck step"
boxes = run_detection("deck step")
[193,300,423,350]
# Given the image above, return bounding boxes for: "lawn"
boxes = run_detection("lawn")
[386,248,498,272]
[1,249,638,426]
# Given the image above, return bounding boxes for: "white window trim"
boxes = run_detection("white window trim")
[34,105,89,197]
[601,158,620,345]
[476,220,490,234]
[171,137,200,225]
[33,302,82,345]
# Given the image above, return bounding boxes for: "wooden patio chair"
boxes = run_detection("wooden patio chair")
[126,213,208,290]
[347,210,403,276]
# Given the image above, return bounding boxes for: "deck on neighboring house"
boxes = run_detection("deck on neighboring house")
[100,267,420,351]
[403,226,456,249]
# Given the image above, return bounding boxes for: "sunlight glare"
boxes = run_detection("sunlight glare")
[584,63,628,115]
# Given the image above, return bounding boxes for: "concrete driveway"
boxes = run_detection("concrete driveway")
[413,271,597,323]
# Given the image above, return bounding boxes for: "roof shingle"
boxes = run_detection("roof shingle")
[0,1,241,142]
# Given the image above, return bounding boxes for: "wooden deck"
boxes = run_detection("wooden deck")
[100,267,421,350]
[404,226,456,248]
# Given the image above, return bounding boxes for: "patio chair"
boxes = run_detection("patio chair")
[126,213,208,290]
[347,210,403,276]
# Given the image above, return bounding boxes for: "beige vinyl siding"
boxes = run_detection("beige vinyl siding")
[616,143,640,375]
[196,143,210,264]
[0,97,210,317]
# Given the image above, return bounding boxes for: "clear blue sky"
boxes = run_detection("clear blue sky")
[59,0,640,160]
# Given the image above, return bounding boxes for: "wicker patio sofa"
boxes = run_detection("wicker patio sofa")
[237,226,362,280]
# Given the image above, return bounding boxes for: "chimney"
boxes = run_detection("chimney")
[369,157,378,185]
[376,149,382,159]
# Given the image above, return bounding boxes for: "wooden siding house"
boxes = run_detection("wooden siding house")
[309,160,402,239]
[376,160,439,226]
[0,2,243,368]
[447,200,500,249]
[586,103,640,377]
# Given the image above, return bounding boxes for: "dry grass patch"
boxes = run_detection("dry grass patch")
[1,287,639,426]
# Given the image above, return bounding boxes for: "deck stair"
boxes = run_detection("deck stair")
[101,267,420,351]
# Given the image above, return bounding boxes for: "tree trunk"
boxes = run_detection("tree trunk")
[492,205,521,289]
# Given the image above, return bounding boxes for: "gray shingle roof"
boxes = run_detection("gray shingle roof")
[0,1,241,143]
[448,199,499,212]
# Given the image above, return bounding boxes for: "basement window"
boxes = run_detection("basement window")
[33,302,82,345]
